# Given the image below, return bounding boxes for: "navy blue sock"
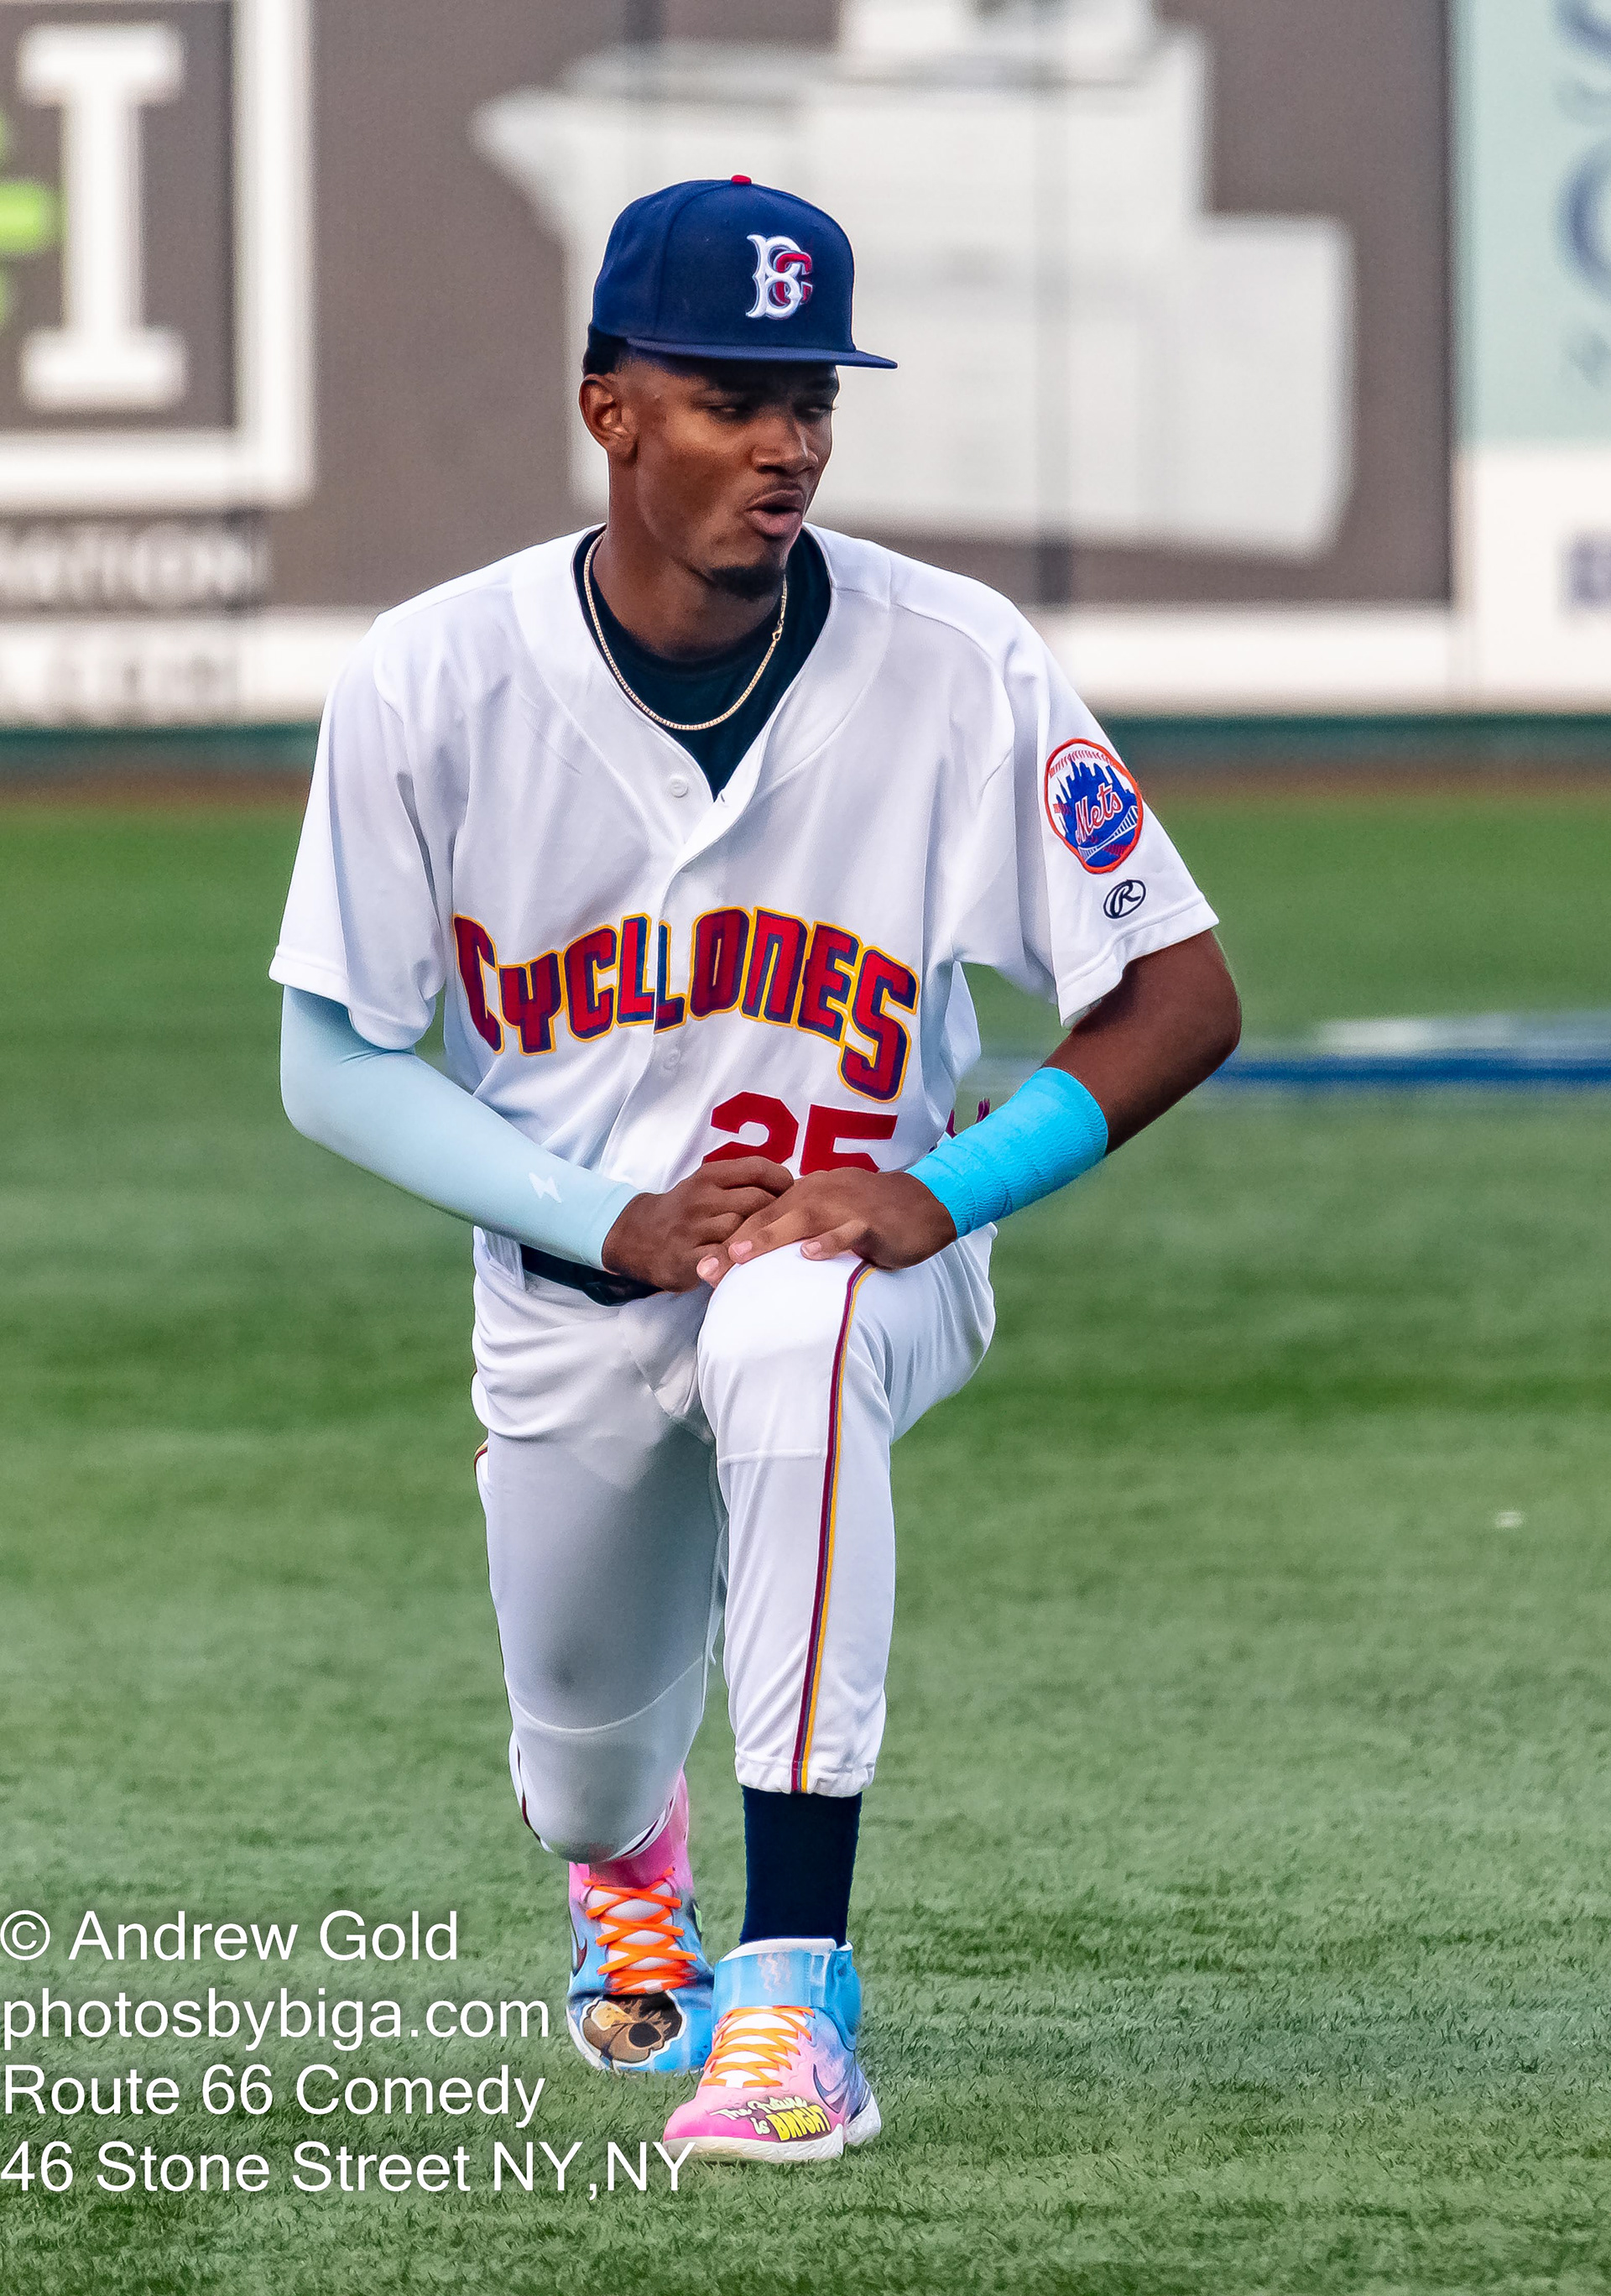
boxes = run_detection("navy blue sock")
[739,1787,862,1947]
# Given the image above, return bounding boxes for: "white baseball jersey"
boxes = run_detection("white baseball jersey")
[272,524,1217,1209]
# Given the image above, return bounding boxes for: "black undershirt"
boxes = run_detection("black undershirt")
[572,528,831,798]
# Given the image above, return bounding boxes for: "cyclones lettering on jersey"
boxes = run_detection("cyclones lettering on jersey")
[452,905,919,1104]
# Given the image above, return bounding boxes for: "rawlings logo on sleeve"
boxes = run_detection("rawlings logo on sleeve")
[1044,739,1144,874]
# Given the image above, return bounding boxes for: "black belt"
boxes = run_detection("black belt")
[519,1245,658,1307]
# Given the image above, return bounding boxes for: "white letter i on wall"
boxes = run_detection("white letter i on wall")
[18,21,188,410]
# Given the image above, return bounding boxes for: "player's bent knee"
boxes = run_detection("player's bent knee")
[507,1715,688,1866]
[697,1248,855,1396]
[510,1759,664,1865]
[533,1816,640,1866]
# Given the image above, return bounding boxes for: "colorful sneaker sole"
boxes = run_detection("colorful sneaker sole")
[676,2087,881,2163]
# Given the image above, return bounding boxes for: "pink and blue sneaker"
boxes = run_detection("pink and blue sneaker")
[566,1775,713,2075]
[662,1938,880,2162]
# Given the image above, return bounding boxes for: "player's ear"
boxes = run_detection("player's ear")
[579,373,639,464]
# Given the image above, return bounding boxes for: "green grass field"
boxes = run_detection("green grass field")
[2,783,1610,2295]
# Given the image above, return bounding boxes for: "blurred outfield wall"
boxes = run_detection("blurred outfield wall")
[0,0,1602,727]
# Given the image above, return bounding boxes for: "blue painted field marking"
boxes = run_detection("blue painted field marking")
[965,1015,1611,1104]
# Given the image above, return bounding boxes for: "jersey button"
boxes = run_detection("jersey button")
[666,774,690,798]
[662,1047,682,1072]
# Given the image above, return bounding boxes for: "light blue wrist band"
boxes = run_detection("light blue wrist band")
[908,1067,1108,1238]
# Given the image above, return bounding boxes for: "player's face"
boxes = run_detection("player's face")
[602,357,838,597]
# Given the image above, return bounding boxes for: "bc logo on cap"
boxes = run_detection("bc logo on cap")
[748,233,814,320]
[1044,739,1144,874]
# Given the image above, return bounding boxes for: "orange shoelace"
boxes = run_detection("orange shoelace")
[702,2005,813,2089]
[582,1871,701,1996]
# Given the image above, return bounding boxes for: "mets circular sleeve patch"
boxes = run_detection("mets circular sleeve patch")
[1043,739,1144,874]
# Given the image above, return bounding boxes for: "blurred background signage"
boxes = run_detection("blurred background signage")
[0,0,311,719]
[0,0,1600,724]
[477,0,1355,561]
[1457,0,1611,699]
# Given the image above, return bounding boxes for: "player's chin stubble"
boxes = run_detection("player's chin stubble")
[706,559,786,603]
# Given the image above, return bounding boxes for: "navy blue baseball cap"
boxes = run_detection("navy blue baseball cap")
[592,177,896,369]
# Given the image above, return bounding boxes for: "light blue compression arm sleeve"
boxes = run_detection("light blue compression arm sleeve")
[279,987,639,1268]
[906,1067,1109,1239]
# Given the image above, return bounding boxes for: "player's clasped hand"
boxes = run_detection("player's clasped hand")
[695,1169,957,1288]
[600,1156,795,1292]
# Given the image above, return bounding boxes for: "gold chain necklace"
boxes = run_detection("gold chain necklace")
[582,534,788,734]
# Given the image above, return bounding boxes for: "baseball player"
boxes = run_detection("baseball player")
[273,178,1239,2164]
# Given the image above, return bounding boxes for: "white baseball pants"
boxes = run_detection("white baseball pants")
[471,1230,994,1863]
